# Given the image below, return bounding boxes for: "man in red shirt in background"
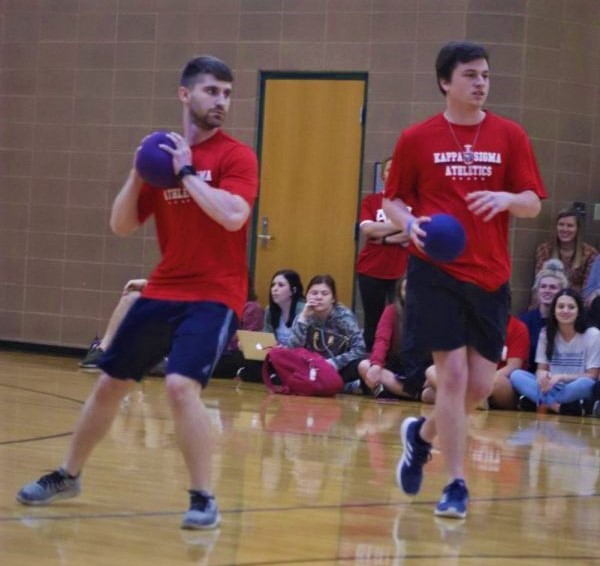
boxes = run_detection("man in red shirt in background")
[356,156,409,352]
[17,56,258,531]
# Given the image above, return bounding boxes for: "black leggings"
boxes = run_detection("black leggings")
[358,273,398,352]
[588,295,600,329]
[213,350,263,382]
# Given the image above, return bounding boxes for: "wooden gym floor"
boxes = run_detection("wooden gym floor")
[1,350,600,565]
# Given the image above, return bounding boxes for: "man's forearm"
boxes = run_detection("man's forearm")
[383,197,413,230]
[181,176,250,231]
[508,190,541,219]
[110,169,144,236]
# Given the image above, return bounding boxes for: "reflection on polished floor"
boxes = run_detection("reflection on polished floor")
[1,350,600,565]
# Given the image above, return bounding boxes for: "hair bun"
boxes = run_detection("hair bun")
[533,258,568,291]
[542,259,565,273]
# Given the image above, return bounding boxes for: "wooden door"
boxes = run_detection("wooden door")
[253,74,367,306]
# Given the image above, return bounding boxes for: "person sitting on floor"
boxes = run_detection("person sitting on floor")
[520,259,568,372]
[510,289,600,415]
[583,254,600,329]
[232,269,305,382]
[79,278,148,371]
[356,278,425,400]
[288,274,366,390]
[533,208,597,298]
[212,277,264,379]
[263,269,305,346]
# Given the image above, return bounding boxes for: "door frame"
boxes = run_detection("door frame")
[250,71,369,309]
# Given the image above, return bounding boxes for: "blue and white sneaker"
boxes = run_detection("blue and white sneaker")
[435,479,469,519]
[181,490,221,530]
[16,468,81,505]
[396,416,431,495]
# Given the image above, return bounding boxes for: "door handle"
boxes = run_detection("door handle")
[258,216,274,248]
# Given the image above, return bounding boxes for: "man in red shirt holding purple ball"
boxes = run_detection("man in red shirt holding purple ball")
[384,41,546,518]
[17,56,258,531]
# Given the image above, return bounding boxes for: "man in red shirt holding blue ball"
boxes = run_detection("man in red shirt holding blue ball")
[384,41,546,518]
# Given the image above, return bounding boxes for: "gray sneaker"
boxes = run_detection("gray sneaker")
[79,342,104,371]
[181,490,221,530]
[16,469,81,506]
[342,379,363,395]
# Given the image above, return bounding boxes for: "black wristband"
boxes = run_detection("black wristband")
[177,165,197,180]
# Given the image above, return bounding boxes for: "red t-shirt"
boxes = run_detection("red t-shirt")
[138,130,258,317]
[384,111,547,291]
[498,315,530,370]
[356,192,408,279]
[369,303,398,366]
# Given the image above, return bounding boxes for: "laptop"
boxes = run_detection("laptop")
[236,330,278,361]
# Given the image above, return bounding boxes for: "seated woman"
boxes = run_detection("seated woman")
[533,208,598,297]
[583,254,600,329]
[421,315,530,409]
[263,269,305,346]
[288,274,366,387]
[510,289,600,414]
[520,259,568,372]
[230,269,305,382]
[79,278,148,370]
[356,279,424,399]
[212,278,264,379]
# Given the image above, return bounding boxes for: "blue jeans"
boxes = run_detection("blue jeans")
[510,369,595,406]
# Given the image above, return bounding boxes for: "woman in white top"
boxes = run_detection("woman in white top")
[510,289,600,413]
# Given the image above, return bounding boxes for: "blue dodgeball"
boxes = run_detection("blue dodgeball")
[421,213,466,263]
[135,131,178,189]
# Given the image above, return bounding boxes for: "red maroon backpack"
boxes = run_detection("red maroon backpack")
[262,347,344,397]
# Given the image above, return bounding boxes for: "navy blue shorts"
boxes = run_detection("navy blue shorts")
[98,298,238,386]
[405,256,509,363]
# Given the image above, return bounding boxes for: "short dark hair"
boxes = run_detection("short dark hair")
[435,41,489,95]
[180,55,233,87]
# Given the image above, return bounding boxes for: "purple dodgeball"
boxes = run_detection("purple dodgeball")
[135,131,178,189]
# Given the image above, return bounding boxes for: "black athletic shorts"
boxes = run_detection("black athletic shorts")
[404,256,510,363]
